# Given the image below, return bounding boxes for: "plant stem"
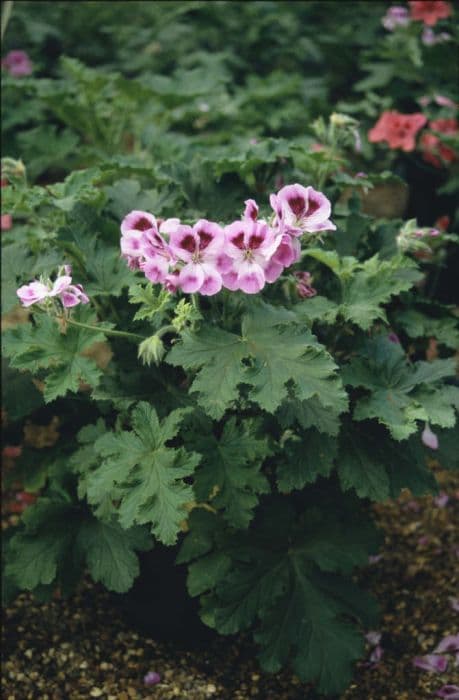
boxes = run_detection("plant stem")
[1,1,13,41]
[65,318,145,342]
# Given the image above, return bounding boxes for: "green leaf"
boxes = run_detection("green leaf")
[5,498,81,591]
[343,336,457,440]
[167,303,340,419]
[305,251,422,330]
[88,402,199,544]
[3,312,106,402]
[337,428,391,501]
[190,417,271,528]
[128,283,173,324]
[84,247,135,298]
[340,256,422,330]
[77,520,151,593]
[277,387,348,436]
[394,309,459,350]
[295,296,338,325]
[277,430,337,492]
[184,498,379,695]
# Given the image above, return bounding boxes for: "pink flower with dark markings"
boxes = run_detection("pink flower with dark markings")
[413,654,448,673]
[2,50,33,77]
[17,281,50,307]
[422,424,439,449]
[120,210,178,280]
[270,184,336,236]
[17,272,89,308]
[121,210,158,235]
[243,199,259,222]
[223,219,281,293]
[169,220,227,295]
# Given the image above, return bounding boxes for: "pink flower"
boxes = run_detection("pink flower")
[243,198,259,222]
[449,597,459,613]
[60,284,89,308]
[434,635,459,654]
[1,213,12,230]
[413,655,449,673]
[409,1,452,26]
[121,210,157,235]
[223,220,281,293]
[434,94,457,108]
[16,281,50,307]
[436,686,459,699]
[422,424,439,450]
[169,220,227,295]
[1,50,33,77]
[120,211,178,281]
[368,111,427,151]
[270,184,336,236]
[382,6,411,30]
[16,272,89,308]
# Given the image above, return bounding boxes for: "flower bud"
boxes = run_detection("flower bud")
[137,335,165,366]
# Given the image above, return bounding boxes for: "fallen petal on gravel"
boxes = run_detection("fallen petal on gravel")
[434,635,459,654]
[436,685,459,699]
[413,655,448,673]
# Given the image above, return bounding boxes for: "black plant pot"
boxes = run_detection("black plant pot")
[118,544,218,647]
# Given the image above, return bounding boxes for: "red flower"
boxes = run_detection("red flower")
[409,1,452,26]
[420,118,458,167]
[435,215,450,231]
[368,111,427,151]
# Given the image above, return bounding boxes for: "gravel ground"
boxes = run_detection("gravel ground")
[2,466,458,700]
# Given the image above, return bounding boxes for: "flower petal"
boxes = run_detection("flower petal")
[434,635,459,654]
[413,654,448,673]
[236,261,265,294]
[179,262,205,293]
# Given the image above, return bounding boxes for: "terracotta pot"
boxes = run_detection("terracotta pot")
[340,181,409,219]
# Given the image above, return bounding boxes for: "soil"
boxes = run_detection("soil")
[2,467,458,700]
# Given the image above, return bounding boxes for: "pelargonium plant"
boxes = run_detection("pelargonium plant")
[3,168,458,696]
[1,2,458,696]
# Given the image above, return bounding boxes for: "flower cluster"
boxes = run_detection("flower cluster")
[17,266,89,308]
[1,50,33,77]
[120,184,336,296]
[368,111,427,151]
